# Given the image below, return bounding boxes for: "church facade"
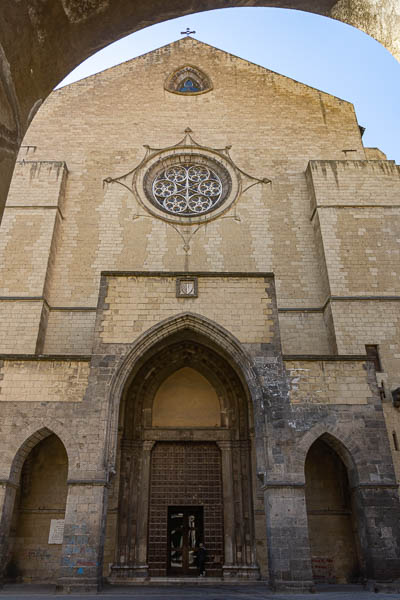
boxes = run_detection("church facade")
[0,37,399,592]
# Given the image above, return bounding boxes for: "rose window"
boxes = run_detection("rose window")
[152,164,223,215]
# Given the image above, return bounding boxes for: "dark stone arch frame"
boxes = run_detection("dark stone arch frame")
[106,312,263,581]
[123,340,251,438]
[104,312,264,475]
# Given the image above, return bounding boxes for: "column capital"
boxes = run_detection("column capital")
[142,440,155,452]
[216,440,232,451]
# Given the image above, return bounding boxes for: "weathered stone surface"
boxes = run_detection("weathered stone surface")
[0,38,399,592]
[0,0,399,222]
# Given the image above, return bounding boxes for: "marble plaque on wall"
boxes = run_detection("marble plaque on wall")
[48,519,65,544]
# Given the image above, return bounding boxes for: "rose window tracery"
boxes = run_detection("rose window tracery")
[152,163,223,215]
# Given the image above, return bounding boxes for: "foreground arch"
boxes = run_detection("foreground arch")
[0,0,399,220]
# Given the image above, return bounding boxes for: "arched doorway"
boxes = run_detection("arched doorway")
[305,437,361,584]
[6,434,68,583]
[109,336,259,581]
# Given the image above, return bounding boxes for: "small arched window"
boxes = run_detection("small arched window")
[179,78,200,93]
[165,65,212,95]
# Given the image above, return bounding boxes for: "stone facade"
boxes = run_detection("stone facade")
[0,38,399,592]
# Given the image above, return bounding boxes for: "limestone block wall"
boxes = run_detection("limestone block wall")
[0,209,57,296]
[285,351,400,494]
[330,301,400,381]
[43,311,96,355]
[308,160,400,210]
[307,160,400,469]
[99,273,276,346]
[0,359,90,404]
[329,299,400,482]
[6,161,68,211]
[7,38,368,355]
[308,161,400,297]
[0,161,67,354]
[0,301,44,355]
[279,312,331,355]
[285,358,372,405]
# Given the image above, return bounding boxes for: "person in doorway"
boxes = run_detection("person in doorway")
[196,542,207,577]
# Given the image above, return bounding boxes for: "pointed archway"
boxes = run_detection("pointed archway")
[106,316,262,581]
[305,436,361,584]
[1,430,68,584]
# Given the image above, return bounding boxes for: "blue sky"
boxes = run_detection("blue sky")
[59,7,400,163]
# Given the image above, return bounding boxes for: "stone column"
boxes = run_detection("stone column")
[217,441,236,576]
[263,482,314,592]
[240,441,260,578]
[57,478,108,593]
[133,440,154,578]
[352,483,400,586]
[114,439,136,568]
[0,480,18,587]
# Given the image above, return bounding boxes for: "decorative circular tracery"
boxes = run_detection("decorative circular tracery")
[137,149,238,224]
[152,163,223,215]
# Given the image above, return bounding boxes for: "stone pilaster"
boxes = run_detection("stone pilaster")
[353,484,400,586]
[263,482,314,592]
[57,478,108,593]
[217,441,235,573]
[132,440,154,578]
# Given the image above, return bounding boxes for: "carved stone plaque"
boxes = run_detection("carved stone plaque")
[176,277,198,298]
[48,519,65,544]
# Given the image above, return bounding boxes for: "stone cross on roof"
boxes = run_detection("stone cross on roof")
[181,27,196,36]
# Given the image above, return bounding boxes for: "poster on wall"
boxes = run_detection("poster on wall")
[48,519,65,544]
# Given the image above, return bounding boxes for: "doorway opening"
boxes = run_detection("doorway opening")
[148,441,223,577]
[167,506,203,576]
[305,437,361,584]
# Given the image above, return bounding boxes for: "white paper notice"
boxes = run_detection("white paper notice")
[48,519,65,544]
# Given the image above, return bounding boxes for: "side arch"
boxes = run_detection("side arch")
[1,428,70,583]
[7,426,73,485]
[296,425,362,487]
[304,432,363,583]
[105,311,263,470]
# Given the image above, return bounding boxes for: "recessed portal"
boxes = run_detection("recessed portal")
[110,336,259,582]
[305,438,360,584]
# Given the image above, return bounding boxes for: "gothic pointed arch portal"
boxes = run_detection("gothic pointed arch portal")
[109,324,261,581]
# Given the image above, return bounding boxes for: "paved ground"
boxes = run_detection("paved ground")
[0,584,399,600]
